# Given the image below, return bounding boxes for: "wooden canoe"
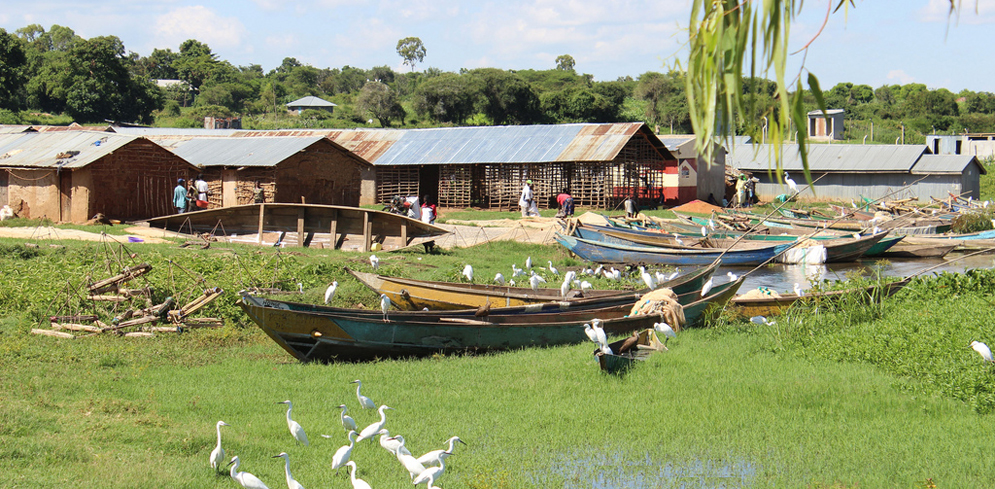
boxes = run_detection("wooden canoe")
[729,277,911,318]
[236,278,742,362]
[556,233,791,266]
[595,328,666,375]
[346,261,719,311]
[145,203,450,251]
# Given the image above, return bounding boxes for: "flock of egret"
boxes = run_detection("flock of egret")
[214,379,465,489]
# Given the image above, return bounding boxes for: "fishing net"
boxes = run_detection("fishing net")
[737,287,782,300]
[629,287,685,331]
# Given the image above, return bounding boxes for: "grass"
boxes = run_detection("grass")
[2,237,995,487]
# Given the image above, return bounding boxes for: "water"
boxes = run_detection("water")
[536,451,760,488]
[717,253,995,295]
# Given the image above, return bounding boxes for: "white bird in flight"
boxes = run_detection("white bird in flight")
[324,281,338,304]
[277,400,308,446]
[345,461,372,489]
[351,379,376,409]
[494,272,506,286]
[271,452,305,489]
[209,421,230,473]
[971,341,994,363]
[337,404,357,432]
[463,264,473,282]
[369,254,379,270]
[228,456,270,489]
[357,405,393,442]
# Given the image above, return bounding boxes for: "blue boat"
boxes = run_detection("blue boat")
[555,233,791,266]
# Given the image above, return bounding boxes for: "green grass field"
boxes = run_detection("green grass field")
[1,238,995,487]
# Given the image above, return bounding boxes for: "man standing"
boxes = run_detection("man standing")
[519,180,534,217]
[556,189,574,218]
[194,174,209,208]
[173,178,188,214]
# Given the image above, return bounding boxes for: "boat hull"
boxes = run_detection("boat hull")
[556,233,789,266]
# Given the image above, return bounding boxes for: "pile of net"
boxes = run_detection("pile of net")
[736,287,782,300]
[629,287,685,331]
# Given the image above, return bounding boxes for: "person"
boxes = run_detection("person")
[746,177,758,206]
[420,195,437,224]
[735,174,748,207]
[403,195,422,221]
[194,174,209,208]
[173,178,188,214]
[253,181,265,203]
[556,189,574,218]
[624,196,639,218]
[519,180,535,217]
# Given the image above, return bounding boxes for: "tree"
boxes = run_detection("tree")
[174,39,223,89]
[356,81,406,127]
[0,28,28,110]
[468,68,541,125]
[555,54,576,72]
[413,73,476,124]
[57,36,161,123]
[396,37,426,71]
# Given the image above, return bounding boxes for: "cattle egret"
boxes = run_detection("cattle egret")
[328,430,358,474]
[277,400,308,446]
[750,316,776,326]
[563,270,577,285]
[412,455,450,486]
[708,218,716,230]
[700,277,713,298]
[726,272,739,282]
[525,256,532,269]
[560,280,571,297]
[584,323,599,344]
[369,254,379,270]
[380,294,391,321]
[337,404,357,432]
[591,318,612,355]
[611,268,621,281]
[785,172,798,193]
[392,437,427,480]
[653,322,676,345]
[210,421,230,473]
[229,456,270,489]
[351,380,376,409]
[324,282,338,304]
[494,273,506,286]
[530,270,547,283]
[793,283,804,297]
[548,261,559,275]
[701,226,708,237]
[417,436,467,466]
[667,270,679,281]
[580,280,592,291]
[529,274,541,292]
[971,341,994,363]
[654,271,666,285]
[594,264,604,276]
[673,234,685,246]
[345,461,372,489]
[639,266,656,290]
[512,264,524,277]
[509,279,516,287]
[852,232,861,240]
[462,264,473,282]
[357,405,393,442]
[272,452,305,489]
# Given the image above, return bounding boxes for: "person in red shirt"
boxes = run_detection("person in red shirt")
[556,190,574,218]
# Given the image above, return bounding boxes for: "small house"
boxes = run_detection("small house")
[285,96,337,115]
[807,109,845,141]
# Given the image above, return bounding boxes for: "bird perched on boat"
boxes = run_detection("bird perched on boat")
[228,456,270,489]
[463,264,473,282]
[276,400,309,446]
[380,293,391,321]
[370,254,379,270]
[560,279,571,297]
[475,299,491,318]
[526,256,532,269]
[793,283,804,297]
[785,172,798,194]
[580,280,592,292]
[511,263,524,277]
[351,380,376,409]
[494,273,506,286]
[416,436,466,466]
[412,454,450,487]
[700,277,713,298]
[701,226,708,237]
[345,461,372,489]
[971,341,994,363]
[209,421,230,473]
[591,318,612,355]
[547,261,559,275]
[653,322,676,345]
[327,430,358,474]
[655,271,667,285]
[673,233,685,246]
[618,331,640,354]
[708,218,716,230]
[324,281,338,304]
[639,266,656,290]
[667,269,680,281]
[583,323,598,344]
[357,405,393,442]
[272,452,305,489]
[391,436,427,480]
[726,272,739,282]
[337,404,357,432]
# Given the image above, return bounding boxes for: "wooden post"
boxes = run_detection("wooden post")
[257,204,265,244]
[400,222,407,246]
[297,207,306,247]
[363,211,372,252]
[329,209,338,250]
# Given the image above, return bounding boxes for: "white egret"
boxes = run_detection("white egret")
[412,455,449,486]
[563,270,577,285]
[872,226,882,234]
[369,254,379,270]
[530,270,547,283]
[392,437,427,480]
[852,232,861,240]
[750,316,776,326]
[548,261,559,275]
[673,234,685,246]
[509,279,516,287]
[345,461,372,489]
[653,322,676,346]
[494,273,506,286]
[328,430,358,474]
[793,283,804,297]
[525,256,532,269]
[209,420,230,473]
[378,430,411,455]
[639,266,656,290]
[272,452,305,489]
[580,280,592,291]
[324,281,338,304]
[700,277,713,298]
[785,172,798,193]
[594,264,604,276]
[708,218,716,230]
[726,272,739,282]
[229,456,270,489]
[583,323,598,344]
[337,404,357,432]
[463,264,473,282]
[560,280,571,297]
[529,274,541,292]
[417,436,467,466]
[971,341,994,363]
[351,380,376,409]
[667,270,679,281]
[701,226,708,237]
[611,268,621,281]
[357,405,393,442]
[591,318,612,355]
[277,400,309,446]
[297,282,304,294]
[380,294,391,321]
[511,264,524,277]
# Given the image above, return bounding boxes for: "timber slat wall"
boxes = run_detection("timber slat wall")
[438,164,472,208]
[376,167,419,205]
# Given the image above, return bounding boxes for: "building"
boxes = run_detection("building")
[730,143,984,202]
[285,96,337,115]
[0,131,197,222]
[657,135,727,204]
[807,109,845,141]
[927,133,995,159]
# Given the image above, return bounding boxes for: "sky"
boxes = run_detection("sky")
[2,0,994,93]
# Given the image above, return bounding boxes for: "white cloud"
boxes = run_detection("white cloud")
[886,69,914,85]
[918,0,995,24]
[152,6,247,51]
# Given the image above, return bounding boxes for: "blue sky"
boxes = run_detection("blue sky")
[2,1,993,93]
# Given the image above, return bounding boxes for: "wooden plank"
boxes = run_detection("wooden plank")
[363,211,372,252]
[297,207,305,248]
[329,209,338,250]
[32,328,75,339]
[257,203,266,244]
[401,222,407,245]
[51,322,102,333]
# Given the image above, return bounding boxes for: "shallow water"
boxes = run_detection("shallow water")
[536,452,759,488]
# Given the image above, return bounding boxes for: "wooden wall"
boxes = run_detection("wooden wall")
[86,139,196,221]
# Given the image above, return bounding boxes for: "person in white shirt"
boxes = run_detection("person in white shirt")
[194,174,209,208]
[519,180,535,217]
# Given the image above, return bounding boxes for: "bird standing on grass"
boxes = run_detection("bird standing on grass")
[494,272,506,286]
[351,380,376,409]
[378,429,411,455]
[512,264,524,277]
[324,281,338,304]
[229,456,270,489]
[210,421,230,473]
[971,341,994,363]
[277,400,308,446]
[345,461,372,489]
[653,322,676,346]
[526,256,532,269]
[750,316,776,326]
[380,294,391,321]
[412,455,450,487]
[392,437,427,480]
[547,261,559,275]
[272,452,305,489]
[463,264,473,282]
[337,404,357,432]
[326,430,358,474]
[793,283,804,297]
[369,254,379,270]
[639,266,656,290]
[358,405,393,442]
[416,436,466,466]
[529,274,541,292]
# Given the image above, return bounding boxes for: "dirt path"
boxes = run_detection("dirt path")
[0,225,173,244]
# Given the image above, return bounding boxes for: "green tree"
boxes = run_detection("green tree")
[59,36,162,123]
[0,28,28,110]
[174,39,223,89]
[555,54,576,72]
[413,72,476,124]
[356,81,406,127]
[396,37,426,70]
[468,68,541,125]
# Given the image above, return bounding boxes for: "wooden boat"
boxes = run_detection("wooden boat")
[572,223,710,249]
[555,233,792,266]
[145,203,450,251]
[236,278,743,362]
[347,262,719,311]
[595,328,666,375]
[880,240,957,258]
[729,277,912,318]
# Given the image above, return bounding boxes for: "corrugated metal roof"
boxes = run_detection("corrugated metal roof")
[167,136,327,167]
[0,125,35,134]
[807,109,845,115]
[730,144,928,172]
[285,96,337,108]
[657,135,695,150]
[113,127,243,137]
[0,131,137,169]
[912,154,984,174]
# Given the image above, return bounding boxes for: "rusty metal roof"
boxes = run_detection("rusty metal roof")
[730,144,929,173]
[0,131,137,169]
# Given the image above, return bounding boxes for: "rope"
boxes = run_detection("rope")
[5,168,55,182]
